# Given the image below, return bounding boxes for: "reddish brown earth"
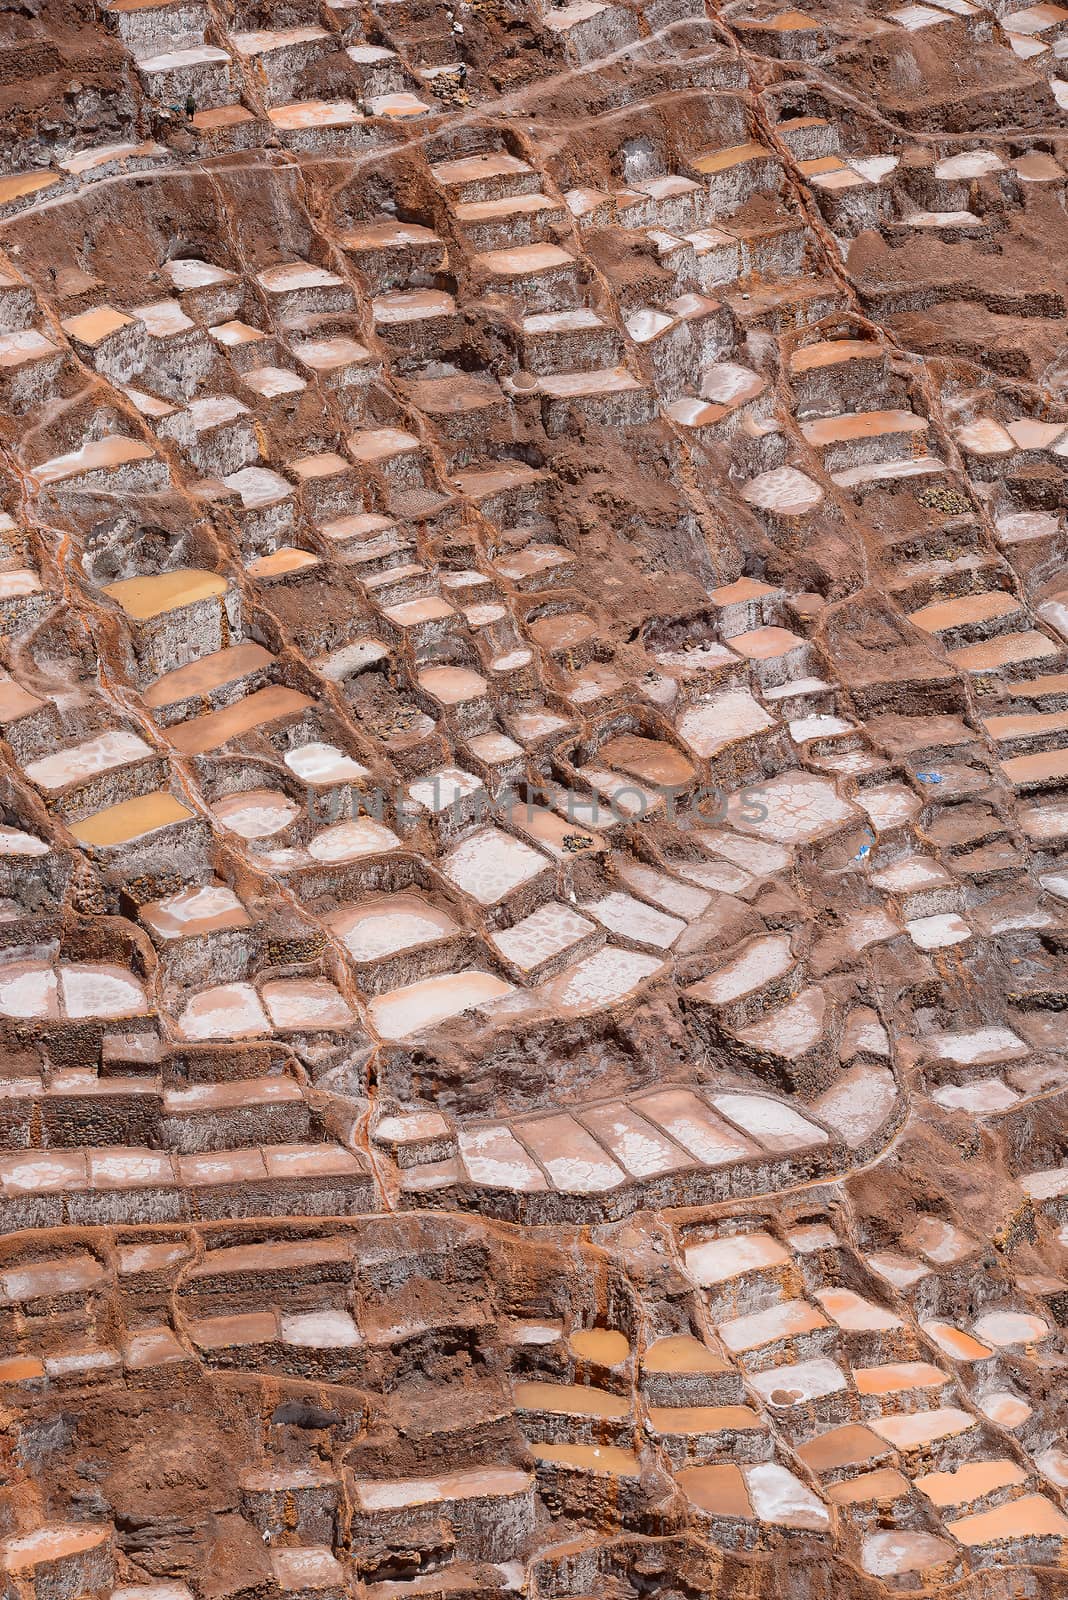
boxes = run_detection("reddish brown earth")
[1,0,1068,1596]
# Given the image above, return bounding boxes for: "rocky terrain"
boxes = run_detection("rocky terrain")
[0,0,1067,1593]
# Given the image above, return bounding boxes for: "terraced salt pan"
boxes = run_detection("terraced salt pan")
[141,884,250,940]
[915,1458,1027,1508]
[213,789,300,839]
[853,1361,948,1396]
[925,1027,1028,1065]
[24,730,153,791]
[742,466,824,516]
[615,862,710,919]
[745,1463,829,1530]
[410,769,486,814]
[711,1093,828,1151]
[327,895,458,962]
[261,979,353,1031]
[0,825,48,857]
[0,962,148,1021]
[542,947,664,1013]
[459,1125,546,1191]
[871,1407,975,1448]
[978,1391,1032,1427]
[677,691,773,758]
[736,988,825,1059]
[308,817,401,863]
[443,827,549,905]
[749,1357,847,1407]
[515,1115,625,1193]
[491,902,595,972]
[71,792,193,848]
[727,772,859,844]
[369,971,515,1041]
[285,743,370,785]
[907,912,971,949]
[933,1080,1019,1113]
[579,1103,692,1177]
[352,1466,532,1511]
[583,891,684,950]
[684,1230,788,1285]
[948,1494,1068,1546]
[690,934,793,1007]
[971,1309,1049,1346]
[816,1287,901,1331]
[862,1532,956,1579]
[104,569,226,620]
[717,1298,828,1353]
[639,1092,756,1168]
[177,983,269,1041]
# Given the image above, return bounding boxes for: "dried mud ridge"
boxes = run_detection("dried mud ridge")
[1,0,1068,1592]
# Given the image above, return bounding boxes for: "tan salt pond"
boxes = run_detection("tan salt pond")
[797,1424,887,1474]
[871,1407,975,1449]
[649,1404,764,1436]
[826,1468,910,1506]
[678,1463,752,1517]
[853,1360,948,1396]
[816,1287,901,1331]
[599,733,695,788]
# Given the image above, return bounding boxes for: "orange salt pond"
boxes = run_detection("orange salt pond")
[826,1469,910,1506]
[103,569,227,620]
[920,1321,994,1362]
[797,1424,889,1473]
[915,1459,1027,1508]
[529,1442,639,1476]
[568,1328,630,1366]
[947,1494,1068,1546]
[513,1381,629,1419]
[70,792,193,848]
[642,1335,729,1375]
[678,1463,753,1518]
